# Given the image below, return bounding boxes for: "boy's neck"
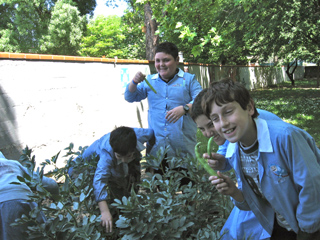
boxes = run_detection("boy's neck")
[240,119,257,147]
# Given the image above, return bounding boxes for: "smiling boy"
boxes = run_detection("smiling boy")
[202,79,320,240]
[125,42,202,179]
[191,87,281,240]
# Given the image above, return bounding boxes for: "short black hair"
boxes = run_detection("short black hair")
[191,88,209,121]
[155,42,179,59]
[110,126,137,155]
[202,78,259,118]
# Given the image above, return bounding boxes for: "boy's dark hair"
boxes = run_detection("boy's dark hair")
[202,78,259,118]
[191,88,209,121]
[155,42,179,59]
[110,126,137,155]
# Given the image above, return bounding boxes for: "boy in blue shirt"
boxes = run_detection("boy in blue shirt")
[125,42,202,178]
[0,152,59,240]
[191,88,281,240]
[202,79,320,240]
[74,127,154,233]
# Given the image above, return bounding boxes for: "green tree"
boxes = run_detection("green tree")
[0,0,52,53]
[238,0,320,85]
[0,0,95,54]
[39,0,85,55]
[121,10,146,59]
[79,15,127,58]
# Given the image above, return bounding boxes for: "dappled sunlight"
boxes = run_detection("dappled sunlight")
[251,82,320,147]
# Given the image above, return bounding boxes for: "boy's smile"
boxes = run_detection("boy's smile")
[209,101,257,147]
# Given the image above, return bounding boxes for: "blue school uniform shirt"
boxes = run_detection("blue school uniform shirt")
[90,128,154,202]
[124,69,202,160]
[225,118,320,235]
[0,157,59,203]
[219,109,280,240]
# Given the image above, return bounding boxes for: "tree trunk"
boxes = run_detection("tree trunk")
[144,2,159,60]
[317,62,320,88]
[285,59,298,86]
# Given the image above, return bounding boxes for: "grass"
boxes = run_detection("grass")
[196,78,320,151]
[251,78,320,148]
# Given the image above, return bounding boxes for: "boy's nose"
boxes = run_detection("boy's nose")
[220,116,229,127]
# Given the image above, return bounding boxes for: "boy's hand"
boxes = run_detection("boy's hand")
[204,152,227,170]
[132,71,146,84]
[209,171,244,202]
[166,106,185,123]
[101,210,113,232]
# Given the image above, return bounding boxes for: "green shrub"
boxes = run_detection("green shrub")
[14,145,232,240]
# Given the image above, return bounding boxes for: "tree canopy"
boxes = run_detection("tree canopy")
[1,0,319,69]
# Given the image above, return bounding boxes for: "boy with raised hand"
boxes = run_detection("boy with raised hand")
[191,88,281,240]
[125,42,202,177]
[202,79,320,240]
[79,127,154,233]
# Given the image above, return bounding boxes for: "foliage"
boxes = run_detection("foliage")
[80,15,125,58]
[120,10,146,59]
[113,146,231,239]
[0,0,87,55]
[0,0,52,53]
[14,144,232,239]
[40,0,86,55]
[113,0,320,66]
[79,13,145,59]
[13,144,115,240]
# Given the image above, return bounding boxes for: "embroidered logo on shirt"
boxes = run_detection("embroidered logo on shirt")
[269,164,289,177]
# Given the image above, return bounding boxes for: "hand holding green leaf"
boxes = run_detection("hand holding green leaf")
[195,136,218,177]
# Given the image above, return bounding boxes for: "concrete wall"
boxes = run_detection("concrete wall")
[0,52,304,168]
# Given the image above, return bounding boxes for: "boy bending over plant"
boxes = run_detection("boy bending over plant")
[72,126,154,233]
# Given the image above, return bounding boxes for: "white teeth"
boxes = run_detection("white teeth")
[225,129,234,134]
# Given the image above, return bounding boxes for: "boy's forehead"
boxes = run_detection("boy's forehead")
[195,114,211,126]
[210,101,236,115]
[155,52,174,58]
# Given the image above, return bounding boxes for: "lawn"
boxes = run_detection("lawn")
[196,78,320,151]
[252,78,320,148]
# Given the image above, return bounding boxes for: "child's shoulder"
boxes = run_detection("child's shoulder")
[264,119,313,140]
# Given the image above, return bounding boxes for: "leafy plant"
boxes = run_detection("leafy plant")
[113,146,232,239]
[13,144,116,240]
[14,145,232,239]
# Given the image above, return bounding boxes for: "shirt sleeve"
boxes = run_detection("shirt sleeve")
[93,150,113,202]
[188,74,203,104]
[124,80,148,103]
[284,129,320,233]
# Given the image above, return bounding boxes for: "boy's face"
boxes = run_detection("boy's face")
[115,151,136,163]
[209,101,257,147]
[195,114,226,146]
[155,52,179,81]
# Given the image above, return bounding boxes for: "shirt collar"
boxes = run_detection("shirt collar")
[225,118,273,158]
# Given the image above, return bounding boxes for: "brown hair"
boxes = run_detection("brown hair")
[201,78,259,118]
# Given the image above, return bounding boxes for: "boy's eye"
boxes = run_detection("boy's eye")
[225,109,233,115]
[211,116,218,122]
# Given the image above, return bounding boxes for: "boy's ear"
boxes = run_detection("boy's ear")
[247,100,255,116]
